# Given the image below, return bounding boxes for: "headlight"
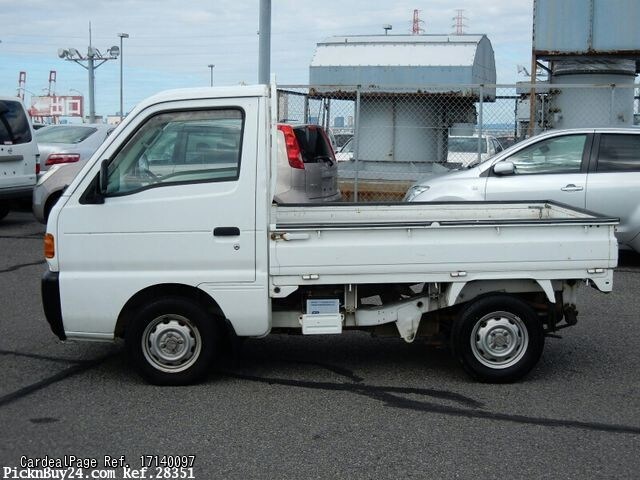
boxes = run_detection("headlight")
[404,185,430,201]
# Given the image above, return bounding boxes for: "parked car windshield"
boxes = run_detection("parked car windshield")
[448,137,487,153]
[36,125,97,144]
[0,100,32,144]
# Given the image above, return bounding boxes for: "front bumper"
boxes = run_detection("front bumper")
[41,270,66,340]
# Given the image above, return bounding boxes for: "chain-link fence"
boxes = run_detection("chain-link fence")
[278,83,640,202]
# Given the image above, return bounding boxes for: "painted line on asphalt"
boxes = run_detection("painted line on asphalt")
[0,354,115,408]
[221,371,640,435]
[0,259,46,274]
[0,349,96,364]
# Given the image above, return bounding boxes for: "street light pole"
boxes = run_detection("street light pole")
[208,64,215,87]
[59,45,119,124]
[258,0,271,84]
[118,33,129,121]
[87,48,96,122]
[59,24,119,123]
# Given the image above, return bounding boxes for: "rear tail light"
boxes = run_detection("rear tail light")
[36,163,40,175]
[277,124,305,169]
[45,153,80,166]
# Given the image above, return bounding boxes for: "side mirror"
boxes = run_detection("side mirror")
[99,159,109,194]
[493,161,515,176]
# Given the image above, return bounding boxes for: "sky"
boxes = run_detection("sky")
[0,0,534,118]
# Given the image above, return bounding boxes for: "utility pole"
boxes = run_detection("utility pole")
[59,23,120,123]
[258,0,271,84]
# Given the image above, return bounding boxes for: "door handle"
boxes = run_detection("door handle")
[561,184,583,192]
[213,227,240,236]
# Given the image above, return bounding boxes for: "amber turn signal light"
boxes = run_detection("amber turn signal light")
[44,233,55,259]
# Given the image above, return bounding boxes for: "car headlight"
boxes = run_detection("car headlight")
[404,185,430,201]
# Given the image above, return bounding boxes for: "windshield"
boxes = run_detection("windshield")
[0,100,32,144]
[448,137,487,153]
[36,126,97,144]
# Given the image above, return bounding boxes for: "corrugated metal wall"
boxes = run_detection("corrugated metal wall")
[534,0,640,54]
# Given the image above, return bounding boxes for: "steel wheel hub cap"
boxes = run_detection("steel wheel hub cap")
[471,311,529,369]
[142,314,201,373]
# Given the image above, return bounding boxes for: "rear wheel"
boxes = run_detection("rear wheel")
[126,297,220,385]
[451,295,544,383]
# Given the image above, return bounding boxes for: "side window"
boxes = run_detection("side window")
[506,134,586,175]
[597,134,640,172]
[105,109,243,195]
[0,100,32,145]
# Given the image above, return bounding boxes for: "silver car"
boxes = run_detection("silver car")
[36,124,114,174]
[406,128,640,253]
[33,124,114,222]
[274,123,341,203]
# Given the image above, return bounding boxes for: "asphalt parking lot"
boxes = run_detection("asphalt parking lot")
[1,210,639,479]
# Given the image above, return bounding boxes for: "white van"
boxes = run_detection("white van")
[0,97,38,220]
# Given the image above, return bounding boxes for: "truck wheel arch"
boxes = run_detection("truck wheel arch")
[115,283,228,338]
[447,279,555,307]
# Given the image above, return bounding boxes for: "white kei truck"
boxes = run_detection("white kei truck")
[41,84,619,385]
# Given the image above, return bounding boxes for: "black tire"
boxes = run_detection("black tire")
[125,297,220,385]
[0,202,9,221]
[451,295,545,383]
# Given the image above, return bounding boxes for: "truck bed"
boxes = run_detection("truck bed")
[269,201,618,288]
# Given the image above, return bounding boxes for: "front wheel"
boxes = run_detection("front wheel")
[451,295,544,383]
[126,297,220,385]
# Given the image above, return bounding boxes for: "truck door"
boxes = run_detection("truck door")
[485,133,589,208]
[56,98,262,336]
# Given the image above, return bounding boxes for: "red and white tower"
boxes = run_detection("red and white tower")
[452,9,467,35]
[411,9,425,35]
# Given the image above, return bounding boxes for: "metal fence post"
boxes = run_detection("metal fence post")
[304,95,309,123]
[477,84,484,164]
[353,87,361,202]
[610,83,616,125]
